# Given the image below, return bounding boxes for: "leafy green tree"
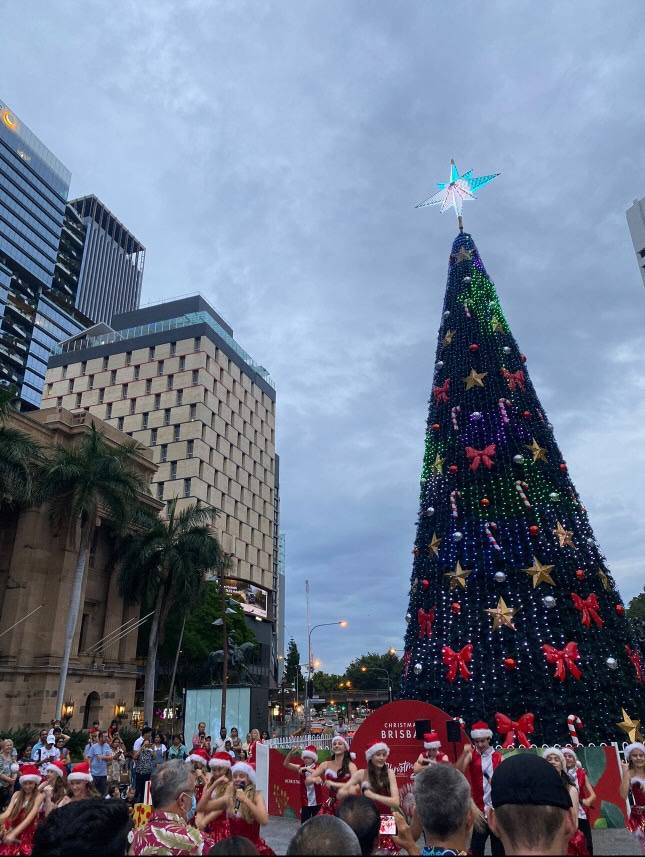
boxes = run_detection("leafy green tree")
[284,638,303,689]
[312,671,344,697]
[627,591,645,620]
[345,651,402,697]
[118,499,225,725]
[0,386,43,509]
[41,424,145,718]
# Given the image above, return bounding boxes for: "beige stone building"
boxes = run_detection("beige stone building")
[0,408,162,728]
[42,296,281,689]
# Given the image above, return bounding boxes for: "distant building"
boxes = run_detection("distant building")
[627,198,645,288]
[70,195,145,324]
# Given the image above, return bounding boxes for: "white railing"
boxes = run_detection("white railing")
[267,734,352,752]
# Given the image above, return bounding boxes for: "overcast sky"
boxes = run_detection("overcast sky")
[5,1,645,673]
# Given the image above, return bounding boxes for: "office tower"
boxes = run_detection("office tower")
[70,195,145,324]
[627,198,645,288]
[43,295,279,690]
[0,100,89,408]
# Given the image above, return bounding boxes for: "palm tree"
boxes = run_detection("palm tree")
[41,424,145,718]
[0,386,43,509]
[118,498,225,726]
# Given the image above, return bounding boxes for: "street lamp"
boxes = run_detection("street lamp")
[360,665,392,703]
[305,620,348,732]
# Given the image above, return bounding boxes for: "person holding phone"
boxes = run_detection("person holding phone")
[456,721,503,856]
[413,731,450,775]
[284,745,323,822]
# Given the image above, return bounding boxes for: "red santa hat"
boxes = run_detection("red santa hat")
[423,731,442,750]
[45,760,68,779]
[209,751,232,769]
[186,747,210,767]
[68,761,93,782]
[625,742,645,761]
[365,741,390,762]
[232,761,256,785]
[470,721,493,740]
[18,764,41,785]
[301,745,318,762]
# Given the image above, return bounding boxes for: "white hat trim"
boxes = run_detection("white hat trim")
[543,747,566,768]
[365,742,390,762]
[332,736,349,749]
[625,742,645,761]
[470,729,493,739]
[301,749,318,761]
[424,740,441,750]
[208,757,232,769]
[186,753,207,766]
[232,761,256,785]
[68,772,93,782]
[45,764,64,778]
[19,774,41,784]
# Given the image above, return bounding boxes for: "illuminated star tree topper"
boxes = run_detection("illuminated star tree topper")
[416,159,499,232]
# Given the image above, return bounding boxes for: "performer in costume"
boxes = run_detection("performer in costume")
[563,747,596,855]
[247,730,263,766]
[543,748,588,856]
[0,765,43,855]
[195,752,233,843]
[339,741,400,855]
[38,761,68,816]
[456,721,503,856]
[413,731,450,775]
[308,736,357,816]
[57,761,99,807]
[228,761,274,856]
[284,745,323,822]
[185,747,210,802]
[620,742,645,854]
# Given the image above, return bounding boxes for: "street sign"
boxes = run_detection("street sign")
[309,698,326,705]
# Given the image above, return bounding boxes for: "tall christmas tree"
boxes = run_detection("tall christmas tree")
[401,162,644,744]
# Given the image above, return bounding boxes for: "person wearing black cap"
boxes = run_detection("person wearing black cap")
[488,753,577,856]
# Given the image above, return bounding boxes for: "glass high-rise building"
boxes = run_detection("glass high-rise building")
[0,100,89,408]
[627,198,645,288]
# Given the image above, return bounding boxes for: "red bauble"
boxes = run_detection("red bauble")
[616,604,625,616]
[520,354,527,363]
[431,423,440,432]
[469,343,479,352]
[560,463,568,472]
[575,569,585,580]
[421,579,430,590]
[522,410,531,418]
[449,464,458,475]
[480,497,491,508]
[503,657,517,671]
[529,525,540,536]
[451,602,461,614]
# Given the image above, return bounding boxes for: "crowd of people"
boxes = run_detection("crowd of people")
[0,716,643,855]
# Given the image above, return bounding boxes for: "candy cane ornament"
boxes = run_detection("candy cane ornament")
[567,714,583,747]
[451,406,461,432]
[450,490,461,519]
[463,302,471,319]
[484,521,502,552]
[498,398,511,424]
[515,480,531,508]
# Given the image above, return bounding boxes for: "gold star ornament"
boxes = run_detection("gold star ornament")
[443,329,456,347]
[522,557,556,588]
[463,369,488,390]
[492,317,505,334]
[526,438,547,462]
[444,561,471,591]
[597,568,611,591]
[616,708,643,744]
[431,453,445,476]
[485,596,518,631]
[428,533,442,556]
[453,246,473,263]
[553,521,575,548]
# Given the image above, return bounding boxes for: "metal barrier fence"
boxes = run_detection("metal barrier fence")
[267,734,353,752]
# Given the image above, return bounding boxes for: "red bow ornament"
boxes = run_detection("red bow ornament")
[465,443,496,471]
[433,379,450,403]
[495,712,535,748]
[502,368,526,392]
[418,607,435,640]
[442,644,473,683]
[543,642,582,681]
[402,650,411,679]
[626,645,643,682]
[571,593,604,628]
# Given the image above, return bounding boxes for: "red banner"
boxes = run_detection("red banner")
[267,747,303,818]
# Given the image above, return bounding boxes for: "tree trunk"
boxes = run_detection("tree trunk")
[166,612,186,738]
[56,520,92,719]
[143,585,165,727]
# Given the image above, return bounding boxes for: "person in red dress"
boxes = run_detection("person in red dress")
[284,745,323,822]
[620,741,645,854]
[185,747,209,803]
[247,729,263,766]
[413,731,450,776]
[0,764,44,855]
[307,736,357,817]
[456,720,503,856]
[196,752,233,843]
[228,761,274,856]
[563,747,596,855]
[543,747,589,856]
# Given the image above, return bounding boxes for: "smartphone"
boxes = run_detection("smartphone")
[379,815,397,836]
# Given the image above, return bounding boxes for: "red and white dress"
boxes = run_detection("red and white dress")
[466,747,503,815]
[229,814,274,856]
[417,750,450,769]
[368,782,399,856]
[205,809,230,844]
[0,807,40,856]
[298,762,323,819]
[628,778,645,851]
[318,769,352,816]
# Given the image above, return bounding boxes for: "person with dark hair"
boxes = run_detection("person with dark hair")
[336,795,380,856]
[286,815,361,856]
[563,747,595,855]
[209,836,259,855]
[542,749,588,855]
[307,736,357,817]
[284,745,323,823]
[456,721,503,856]
[85,731,113,797]
[488,753,576,856]
[31,798,130,856]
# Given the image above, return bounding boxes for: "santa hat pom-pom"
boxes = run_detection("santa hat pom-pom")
[324,769,338,780]
[350,752,356,761]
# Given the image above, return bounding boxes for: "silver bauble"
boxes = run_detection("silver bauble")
[413,662,423,675]
[606,657,618,670]
[513,454,524,465]
[405,612,411,623]
[443,310,450,319]
[463,276,471,283]
[542,595,556,609]
[452,531,463,542]
[470,411,483,420]
[502,346,511,354]
[549,492,559,501]
[435,360,444,370]
[494,571,507,583]
[425,506,435,516]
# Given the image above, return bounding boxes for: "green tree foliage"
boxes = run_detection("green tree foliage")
[0,386,43,509]
[627,590,645,620]
[344,651,402,695]
[312,671,344,697]
[284,638,303,688]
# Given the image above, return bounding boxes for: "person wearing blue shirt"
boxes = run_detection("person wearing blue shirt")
[85,730,113,797]
[30,729,49,763]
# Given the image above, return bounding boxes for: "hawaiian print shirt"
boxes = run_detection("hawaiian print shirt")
[131,811,216,855]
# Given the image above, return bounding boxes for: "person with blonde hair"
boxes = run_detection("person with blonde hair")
[39,761,68,816]
[195,752,233,843]
[0,764,44,853]
[228,761,273,855]
[620,742,645,853]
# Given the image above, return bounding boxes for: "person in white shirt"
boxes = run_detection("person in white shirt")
[213,727,227,751]
[133,726,153,753]
[38,736,60,767]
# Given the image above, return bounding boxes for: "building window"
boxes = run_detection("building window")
[149,346,155,360]
[78,613,89,654]
[81,361,87,375]
[190,404,197,419]
[98,388,104,404]
[130,400,136,415]
[110,369,117,384]
[121,384,127,399]
[117,416,124,431]
[157,482,164,500]
[88,375,94,390]
[160,444,167,462]
[134,365,140,380]
[154,393,161,409]
[68,379,73,393]
[158,360,164,374]
[187,439,194,458]
[142,412,148,428]
[146,379,152,394]
[192,370,199,384]
[103,356,109,370]
[151,428,157,446]
[125,351,132,366]
[179,356,185,371]
[170,342,176,356]
[183,478,191,498]
[106,403,112,418]
[167,375,173,390]
[75,393,81,408]
[61,365,67,379]
[194,337,201,351]
[174,425,180,442]
[176,389,183,405]
[56,396,62,407]
[164,408,171,426]
[170,462,177,479]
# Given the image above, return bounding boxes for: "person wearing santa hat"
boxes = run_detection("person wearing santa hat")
[543,748,588,856]
[195,752,233,843]
[57,761,98,808]
[620,742,645,853]
[413,731,450,775]
[456,721,504,856]
[306,735,357,817]
[284,745,324,823]
[185,747,210,803]
[39,761,68,816]
[0,764,44,854]
[563,747,596,855]
[228,761,274,856]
